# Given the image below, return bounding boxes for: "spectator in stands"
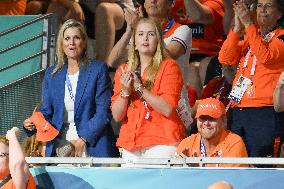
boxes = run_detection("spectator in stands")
[23,19,118,158]
[208,181,233,189]
[218,0,284,158]
[25,0,51,15]
[171,0,225,96]
[274,72,284,112]
[111,18,185,158]
[0,127,36,188]
[109,0,193,130]
[176,98,248,167]
[0,0,27,15]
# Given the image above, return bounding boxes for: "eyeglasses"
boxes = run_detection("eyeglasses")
[256,3,274,9]
[0,152,9,158]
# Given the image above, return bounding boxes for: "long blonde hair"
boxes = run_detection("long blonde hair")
[127,18,168,89]
[53,19,88,74]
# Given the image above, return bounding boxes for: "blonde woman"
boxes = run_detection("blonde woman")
[23,19,118,157]
[111,18,185,158]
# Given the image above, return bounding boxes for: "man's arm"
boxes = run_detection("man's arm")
[274,72,284,112]
[6,127,30,189]
[184,0,215,24]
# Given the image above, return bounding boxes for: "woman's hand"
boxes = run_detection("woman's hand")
[23,118,36,131]
[120,67,133,95]
[124,7,141,32]
[71,138,86,157]
[234,0,253,27]
[131,71,142,91]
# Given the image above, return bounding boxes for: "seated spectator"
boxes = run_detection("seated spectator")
[0,0,27,15]
[274,72,284,112]
[176,98,248,167]
[111,18,185,158]
[23,19,119,157]
[0,127,36,189]
[218,0,284,158]
[208,181,233,189]
[25,0,51,15]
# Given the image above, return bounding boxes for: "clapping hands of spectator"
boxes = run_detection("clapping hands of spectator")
[70,138,86,157]
[6,127,20,141]
[120,67,133,96]
[124,7,142,32]
[65,2,85,23]
[233,0,254,27]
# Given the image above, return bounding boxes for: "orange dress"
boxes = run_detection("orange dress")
[0,0,27,15]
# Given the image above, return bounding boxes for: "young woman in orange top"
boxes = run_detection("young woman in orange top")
[111,17,185,158]
[219,0,284,158]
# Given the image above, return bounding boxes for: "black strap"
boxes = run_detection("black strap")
[0,174,12,188]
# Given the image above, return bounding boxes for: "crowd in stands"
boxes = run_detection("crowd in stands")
[1,0,284,171]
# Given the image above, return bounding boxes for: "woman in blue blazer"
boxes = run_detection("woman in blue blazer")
[23,19,118,157]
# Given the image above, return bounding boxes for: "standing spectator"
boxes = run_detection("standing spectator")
[274,72,284,112]
[218,0,284,157]
[0,127,36,189]
[111,18,185,158]
[0,0,27,15]
[23,19,118,157]
[176,98,248,167]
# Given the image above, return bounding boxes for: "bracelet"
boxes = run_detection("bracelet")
[120,90,130,99]
[135,85,144,98]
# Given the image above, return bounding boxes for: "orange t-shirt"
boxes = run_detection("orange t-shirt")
[111,59,185,151]
[219,25,284,107]
[176,129,248,167]
[171,0,224,55]
[2,173,36,189]
[0,0,27,15]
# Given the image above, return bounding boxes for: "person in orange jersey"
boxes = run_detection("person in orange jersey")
[0,0,27,15]
[111,17,185,158]
[218,0,284,158]
[176,98,248,167]
[0,127,36,189]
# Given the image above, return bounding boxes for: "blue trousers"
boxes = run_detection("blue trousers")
[231,107,280,157]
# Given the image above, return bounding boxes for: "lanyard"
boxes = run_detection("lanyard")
[163,19,175,36]
[242,49,257,77]
[216,78,227,100]
[200,138,206,157]
[65,73,75,102]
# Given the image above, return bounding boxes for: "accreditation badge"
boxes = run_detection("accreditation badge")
[228,75,252,103]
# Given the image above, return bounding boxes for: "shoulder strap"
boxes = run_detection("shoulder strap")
[0,174,12,188]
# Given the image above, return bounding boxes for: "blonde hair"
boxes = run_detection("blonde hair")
[0,136,8,146]
[127,18,168,89]
[53,19,89,74]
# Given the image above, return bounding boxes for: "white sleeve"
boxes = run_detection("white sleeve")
[171,25,192,54]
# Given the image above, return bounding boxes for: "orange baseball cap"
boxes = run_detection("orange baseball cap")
[29,112,59,142]
[195,98,226,119]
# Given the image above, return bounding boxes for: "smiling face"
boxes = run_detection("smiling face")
[0,142,9,180]
[62,27,86,61]
[256,0,282,28]
[134,22,158,56]
[197,115,224,141]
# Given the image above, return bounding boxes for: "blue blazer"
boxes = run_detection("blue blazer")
[28,60,118,157]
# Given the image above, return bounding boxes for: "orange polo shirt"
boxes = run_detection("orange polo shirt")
[111,58,185,151]
[219,24,284,107]
[0,0,27,15]
[176,129,248,167]
[2,173,36,189]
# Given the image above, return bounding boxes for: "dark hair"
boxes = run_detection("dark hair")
[276,0,284,26]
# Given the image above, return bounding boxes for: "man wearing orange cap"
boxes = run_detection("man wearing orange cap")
[176,97,248,167]
[0,127,36,189]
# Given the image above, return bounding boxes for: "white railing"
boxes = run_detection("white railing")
[25,157,284,168]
